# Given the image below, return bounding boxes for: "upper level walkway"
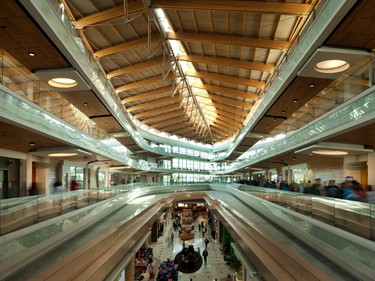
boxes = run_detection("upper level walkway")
[1,184,374,280]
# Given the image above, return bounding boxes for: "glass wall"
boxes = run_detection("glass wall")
[171,158,211,171]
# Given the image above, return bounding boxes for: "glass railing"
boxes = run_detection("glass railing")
[0,188,123,236]
[271,57,372,135]
[0,49,118,143]
[0,188,137,266]
[249,190,375,277]
[239,185,374,240]
[0,183,210,269]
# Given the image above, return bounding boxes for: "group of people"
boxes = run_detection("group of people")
[257,178,375,203]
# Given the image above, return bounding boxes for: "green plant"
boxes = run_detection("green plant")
[229,254,242,271]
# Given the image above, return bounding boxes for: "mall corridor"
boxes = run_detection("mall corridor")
[148,214,237,281]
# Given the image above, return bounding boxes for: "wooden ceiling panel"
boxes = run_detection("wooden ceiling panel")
[252,116,284,135]
[4,0,347,149]
[326,1,375,50]
[192,10,212,32]
[59,90,110,117]
[0,120,68,154]
[107,58,164,78]
[133,103,181,119]
[269,77,333,116]
[142,110,185,125]
[92,117,123,134]
[153,1,312,15]
[0,6,69,71]
[116,136,138,146]
[73,1,145,29]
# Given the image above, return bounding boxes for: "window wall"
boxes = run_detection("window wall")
[171,158,211,171]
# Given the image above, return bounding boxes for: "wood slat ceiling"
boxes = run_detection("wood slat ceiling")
[3,0,375,169]
[63,0,316,145]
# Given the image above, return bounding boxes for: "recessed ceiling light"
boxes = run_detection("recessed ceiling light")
[34,68,90,92]
[29,142,36,146]
[293,99,298,103]
[312,150,348,156]
[48,77,77,88]
[48,152,78,157]
[309,83,315,88]
[28,52,35,57]
[314,59,349,74]
[281,110,285,114]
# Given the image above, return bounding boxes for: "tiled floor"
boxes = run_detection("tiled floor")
[150,217,235,281]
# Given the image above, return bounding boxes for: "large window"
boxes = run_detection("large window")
[171,158,210,171]
[70,166,84,188]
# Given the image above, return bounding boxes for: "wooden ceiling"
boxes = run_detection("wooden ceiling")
[1,0,375,171]
[61,0,318,145]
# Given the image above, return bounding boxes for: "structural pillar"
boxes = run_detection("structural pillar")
[367,152,375,189]
[125,256,135,281]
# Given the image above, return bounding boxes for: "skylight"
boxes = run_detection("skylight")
[154,8,217,142]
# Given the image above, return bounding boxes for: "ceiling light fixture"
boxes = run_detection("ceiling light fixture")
[28,52,35,57]
[48,77,77,88]
[29,142,36,146]
[31,147,92,157]
[314,59,349,74]
[295,142,373,156]
[312,150,348,156]
[298,46,370,79]
[48,152,78,157]
[34,68,90,92]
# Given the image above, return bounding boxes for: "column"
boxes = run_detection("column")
[19,155,33,196]
[36,164,49,194]
[125,256,135,281]
[368,152,375,188]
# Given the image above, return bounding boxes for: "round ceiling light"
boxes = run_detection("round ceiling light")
[312,150,348,156]
[48,77,77,88]
[314,59,349,73]
[48,152,78,157]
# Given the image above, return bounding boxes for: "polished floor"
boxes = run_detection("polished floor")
[149,216,236,281]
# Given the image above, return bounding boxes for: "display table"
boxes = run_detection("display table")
[179,232,195,240]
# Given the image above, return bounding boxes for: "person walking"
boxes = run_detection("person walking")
[204,237,209,248]
[171,232,174,243]
[202,248,208,263]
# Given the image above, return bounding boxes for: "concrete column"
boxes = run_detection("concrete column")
[368,152,375,188]
[125,256,135,281]
[287,167,292,185]
[19,155,33,196]
[36,165,49,194]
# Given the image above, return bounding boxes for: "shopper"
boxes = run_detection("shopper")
[202,249,208,263]
[204,237,209,248]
